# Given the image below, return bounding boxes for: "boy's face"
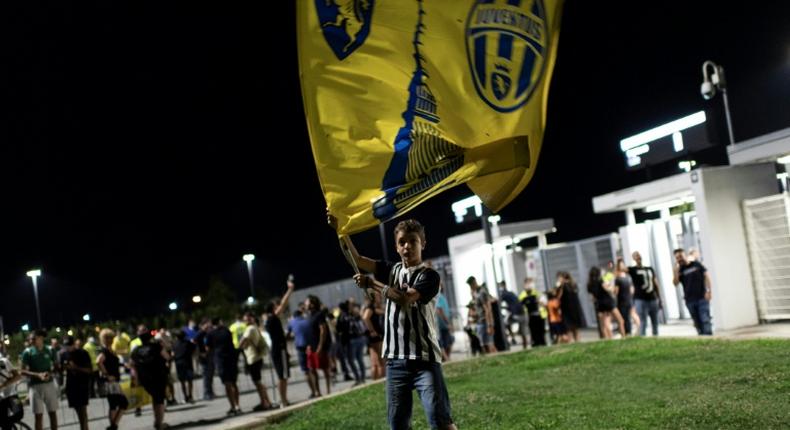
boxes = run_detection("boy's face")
[395,230,424,266]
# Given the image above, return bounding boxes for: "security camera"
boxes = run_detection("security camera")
[700,81,716,100]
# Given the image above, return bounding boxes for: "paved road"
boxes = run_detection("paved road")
[23,319,790,429]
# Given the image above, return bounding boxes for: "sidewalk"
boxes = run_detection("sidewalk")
[21,319,790,429]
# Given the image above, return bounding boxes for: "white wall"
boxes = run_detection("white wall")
[508,251,528,292]
[448,230,487,324]
[619,223,650,267]
[692,163,779,330]
[647,220,683,319]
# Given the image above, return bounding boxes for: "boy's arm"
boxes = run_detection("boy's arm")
[355,275,421,307]
[341,233,378,273]
[328,213,377,273]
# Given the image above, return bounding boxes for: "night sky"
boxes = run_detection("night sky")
[3,1,789,330]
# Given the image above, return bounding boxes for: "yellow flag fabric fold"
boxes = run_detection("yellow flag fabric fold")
[298,0,563,234]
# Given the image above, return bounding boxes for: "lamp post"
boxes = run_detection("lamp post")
[26,269,43,328]
[700,60,735,146]
[243,254,256,301]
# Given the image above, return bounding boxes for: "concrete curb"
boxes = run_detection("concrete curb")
[225,377,386,429]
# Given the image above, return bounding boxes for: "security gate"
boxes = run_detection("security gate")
[743,194,790,320]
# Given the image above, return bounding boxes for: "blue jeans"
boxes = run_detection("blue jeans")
[201,358,214,399]
[475,322,493,346]
[386,359,453,430]
[686,299,713,335]
[350,337,367,382]
[635,299,660,336]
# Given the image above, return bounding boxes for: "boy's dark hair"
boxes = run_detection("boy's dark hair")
[466,276,477,285]
[211,317,221,326]
[393,219,426,243]
[175,330,186,341]
[264,300,277,315]
[673,248,685,255]
[33,329,47,339]
[338,301,349,313]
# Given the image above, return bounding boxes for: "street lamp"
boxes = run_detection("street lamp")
[700,60,735,146]
[168,302,178,311]
[82,314,91,322]
[26,269,43,328]
[242,254,256,300]
[192,295,202,304]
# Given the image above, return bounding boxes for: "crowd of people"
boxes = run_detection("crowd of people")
[0,275,400,430]
[463,247,714,350]
[0,238,714,430]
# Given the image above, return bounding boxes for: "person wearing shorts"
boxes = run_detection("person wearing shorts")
[21,330,59,430]
[304,296,332,397]
[287,308,311,376]
[207,319,241,415]
[240,313,275,411]
[263,278,295,406]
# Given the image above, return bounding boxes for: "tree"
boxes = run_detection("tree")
[203,276,237,323]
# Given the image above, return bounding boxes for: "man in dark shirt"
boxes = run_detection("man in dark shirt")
[673,248,713,335]
[61,336,92,430]
[262,277,295,406]
[519,278,546,346]
[206,319,240,414]
[629,251,663,336]
[194,319,214,400]
[130,332,170,430]
[498,282,528,349]
[172,330,196,403]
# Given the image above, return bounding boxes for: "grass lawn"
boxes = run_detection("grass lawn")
[255,338,790,429]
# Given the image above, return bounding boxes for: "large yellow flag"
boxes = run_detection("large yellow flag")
[298,0,563,234]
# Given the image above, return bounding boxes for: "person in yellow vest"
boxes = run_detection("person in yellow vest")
[130,325,148,353]
[82,336,100,398]
[228,316,247,350]
[112,330,132,364]
[519,278,547,347]
[129,325,148,417]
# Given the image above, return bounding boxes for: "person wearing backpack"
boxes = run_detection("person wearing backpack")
[131,332,170,430]
[239,313,274,413]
